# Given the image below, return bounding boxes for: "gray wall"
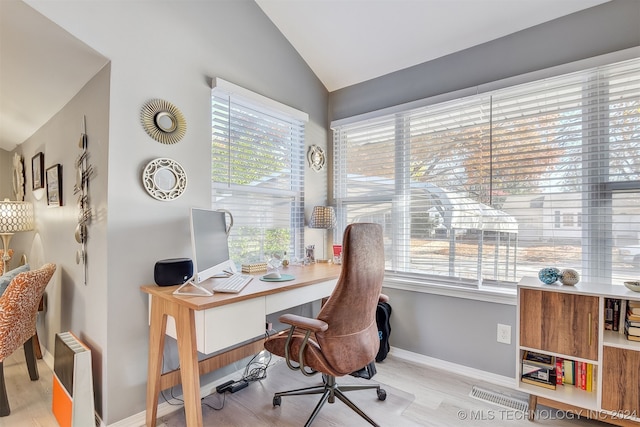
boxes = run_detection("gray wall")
[22,0,328,424]
[330,0,640,379]
[330,0,640,121]
[15,63,111,415]
[382,288,515,375]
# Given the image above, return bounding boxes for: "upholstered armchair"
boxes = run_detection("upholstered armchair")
[0,263,56,416]
[264,223,386,427]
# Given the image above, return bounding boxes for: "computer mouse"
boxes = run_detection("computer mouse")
[263,271,281,279]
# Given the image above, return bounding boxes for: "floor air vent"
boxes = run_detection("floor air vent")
[469,385,529,412]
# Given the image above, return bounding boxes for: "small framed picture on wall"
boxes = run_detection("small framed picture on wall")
[46,164,63,207]
[32,152,44,190]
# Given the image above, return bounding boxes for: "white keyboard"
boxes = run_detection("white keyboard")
[212,274,253,293]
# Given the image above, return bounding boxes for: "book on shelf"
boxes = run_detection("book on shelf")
[521,351,556,386]
[579,361,586,390]
[521,376,557,390]
[586,363,593,392]
[619,299,628,333]
[522,364,556,385]
[613,299,621,331]
[624,321,640,341]
[627,308,640,323]
[627,320,640,329]
[625,333,640,342]
[562,359,574,385]
[625,319,640,336]
[605,298,614,330]
[520,352,597,391]
[628,300,640,314]
[605,298,622,331]
[522,350,555,366]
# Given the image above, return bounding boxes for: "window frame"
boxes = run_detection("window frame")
[211,78,308,265]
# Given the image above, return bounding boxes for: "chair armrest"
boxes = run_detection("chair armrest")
[279,314,328,333]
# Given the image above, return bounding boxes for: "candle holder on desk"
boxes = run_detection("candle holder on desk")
[333,245,342,265]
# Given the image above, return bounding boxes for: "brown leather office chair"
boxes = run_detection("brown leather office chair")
[0,263,56,416]
[264,223,386,426]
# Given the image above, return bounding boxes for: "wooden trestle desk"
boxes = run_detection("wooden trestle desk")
[141,263,342,427]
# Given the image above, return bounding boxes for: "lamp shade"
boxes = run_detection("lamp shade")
[0,200,34,233]
[309,206,336,229]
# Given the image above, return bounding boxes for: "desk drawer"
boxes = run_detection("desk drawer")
[200,297,265,354]
[265,279,337,314]
[153,296,265,354]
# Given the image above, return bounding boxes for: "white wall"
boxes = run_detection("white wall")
[24,0,328,424]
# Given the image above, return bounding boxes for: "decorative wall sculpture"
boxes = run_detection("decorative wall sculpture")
[74,116,94,284]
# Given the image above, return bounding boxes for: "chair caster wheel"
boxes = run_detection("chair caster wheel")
[273,395,282,407]
[377,388,387,401]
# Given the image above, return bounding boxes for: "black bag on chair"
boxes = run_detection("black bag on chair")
[350,301,392,379]
[375,301,392,362]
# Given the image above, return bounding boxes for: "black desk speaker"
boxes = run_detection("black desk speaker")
[154,258,193,286]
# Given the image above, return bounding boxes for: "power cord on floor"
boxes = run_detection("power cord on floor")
[202,330,276,411]
[159,357,184,407]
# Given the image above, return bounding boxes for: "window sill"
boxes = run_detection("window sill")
[382,276,517,305]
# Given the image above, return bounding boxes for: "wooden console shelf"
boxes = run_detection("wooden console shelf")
[517,277,640,426]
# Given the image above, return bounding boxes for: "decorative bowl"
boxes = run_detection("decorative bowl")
[538,267,560,284]
[624,281,640,292]
[559,268,580,286]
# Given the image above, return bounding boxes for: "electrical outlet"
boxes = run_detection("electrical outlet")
[497,323,511,344]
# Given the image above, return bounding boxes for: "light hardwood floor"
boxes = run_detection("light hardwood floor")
[0,348,611,427]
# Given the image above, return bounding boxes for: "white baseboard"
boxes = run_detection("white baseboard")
[388,347,516,390]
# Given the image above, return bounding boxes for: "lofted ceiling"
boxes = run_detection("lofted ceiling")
[255,0,609,92]
[0,0,609,152]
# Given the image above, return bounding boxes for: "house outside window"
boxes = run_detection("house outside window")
[333,58,640,288]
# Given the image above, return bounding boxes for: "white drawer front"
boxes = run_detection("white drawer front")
[200,297,266,354]
[151,296,266,354]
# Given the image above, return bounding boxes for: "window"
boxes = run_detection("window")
[333,58,640,288]
[211,79,308,265]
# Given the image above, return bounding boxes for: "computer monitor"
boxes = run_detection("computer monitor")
[191,207,235,282]
[173,208,235,296]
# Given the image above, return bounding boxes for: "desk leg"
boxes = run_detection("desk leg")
[146,296,168,427]
[174,303,203,427]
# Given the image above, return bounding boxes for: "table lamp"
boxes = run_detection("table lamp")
[309,206,336,263]
[0,200,34,273]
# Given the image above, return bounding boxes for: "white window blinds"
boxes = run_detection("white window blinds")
[212,79,307,264]
[334,58,640,287]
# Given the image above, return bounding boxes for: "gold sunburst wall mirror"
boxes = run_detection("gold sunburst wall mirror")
[140,98,187,144]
